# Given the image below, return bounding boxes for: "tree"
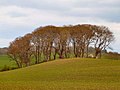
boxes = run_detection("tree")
[8,34,32,67]
[93,25,114,58]
[8,37,22,68]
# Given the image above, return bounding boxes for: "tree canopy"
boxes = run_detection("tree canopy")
[8,24,114,68]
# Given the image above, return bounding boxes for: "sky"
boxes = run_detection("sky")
[0,0,120,52]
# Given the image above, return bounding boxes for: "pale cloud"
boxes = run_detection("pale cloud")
[0,6,42,26]
[1,5,118,27]
[0,5,73,26]
[0,38,13,47]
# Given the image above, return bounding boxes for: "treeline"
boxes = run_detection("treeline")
[0,47,8,55]
[8,24,114,68]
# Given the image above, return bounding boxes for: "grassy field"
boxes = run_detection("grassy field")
[0,55,16,69]
[0,58,120,90]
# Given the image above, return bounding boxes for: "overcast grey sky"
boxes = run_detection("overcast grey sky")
[0,0,120,52]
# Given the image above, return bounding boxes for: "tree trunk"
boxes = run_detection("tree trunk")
[73,42,77,57]
[86,45,89,58]
[81,49,84,58]
[95,49,100,58]
[53,48,57,60]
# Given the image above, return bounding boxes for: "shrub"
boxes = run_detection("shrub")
[0,65,10,71]
[0,65,18,72]
[103,52,120,60]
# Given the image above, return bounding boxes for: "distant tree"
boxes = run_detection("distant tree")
[70,24,92,58]
[32,25,58,62]
[40,26,57,61]
[57,27,70,59]
[32,27,44,64]
[93,26,114,58]
[83,25,95,58]
[8,38,22,68]
[69,25,78,57]
[8,34,32,67]
[0,47,8,55]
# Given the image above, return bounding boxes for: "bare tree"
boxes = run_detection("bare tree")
[8,34,32,67]
[93,26,114,58]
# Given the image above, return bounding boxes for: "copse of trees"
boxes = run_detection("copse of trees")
[8,24,114,68]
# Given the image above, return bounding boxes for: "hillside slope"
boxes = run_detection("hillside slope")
[0,58,120,90]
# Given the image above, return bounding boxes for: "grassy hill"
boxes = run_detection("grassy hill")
[0,58,120,90]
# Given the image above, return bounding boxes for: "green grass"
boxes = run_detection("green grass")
[0,58,120,90]
[0,55,16,69]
